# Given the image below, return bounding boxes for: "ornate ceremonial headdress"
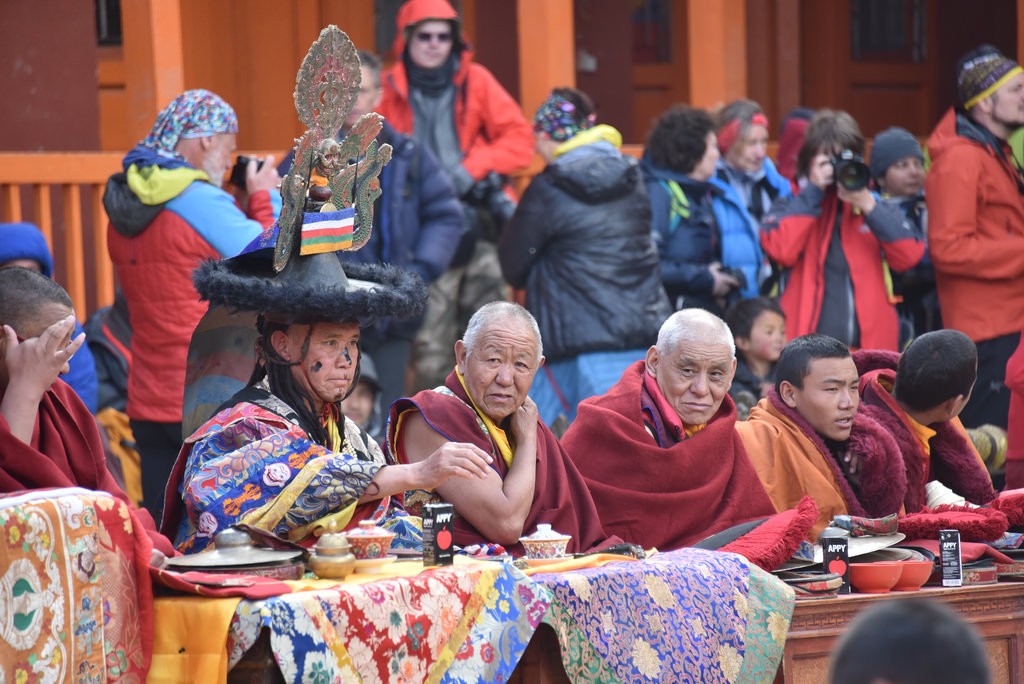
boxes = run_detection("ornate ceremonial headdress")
[183,26,426,436]
[193,25,423,323]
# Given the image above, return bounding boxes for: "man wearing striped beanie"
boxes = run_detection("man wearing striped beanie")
[925,44,1024,440]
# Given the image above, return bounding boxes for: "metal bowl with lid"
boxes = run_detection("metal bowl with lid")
[309,522,356,579]
[165,527,306,580]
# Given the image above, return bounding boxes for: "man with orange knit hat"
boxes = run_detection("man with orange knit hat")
[926,44,1024,433]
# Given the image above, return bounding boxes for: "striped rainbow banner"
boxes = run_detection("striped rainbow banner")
[299,208,356,255]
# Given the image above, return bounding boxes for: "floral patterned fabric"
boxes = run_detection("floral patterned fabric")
[532,548,793,683]
[0,488,153,683]
[171,397,388,553]
[226,562,549,683]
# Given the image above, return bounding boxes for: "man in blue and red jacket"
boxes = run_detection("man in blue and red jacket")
[104,89,280,519]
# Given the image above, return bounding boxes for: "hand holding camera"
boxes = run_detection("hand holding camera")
[230,154,280,195]
[465,171,517,226]
[710,263,746,297]
[808,150,876,214]
[832,150,876,214]
[831,149,871,192]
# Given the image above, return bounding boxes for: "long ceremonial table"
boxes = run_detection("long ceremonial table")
[508,581,1024,684]
[162,559,1024,683]
[157,548,793,683]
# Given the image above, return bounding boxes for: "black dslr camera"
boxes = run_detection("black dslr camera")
[831,149,871,192]
[721,266,748,293]
[466,171,517,226]
[229,155,265,189]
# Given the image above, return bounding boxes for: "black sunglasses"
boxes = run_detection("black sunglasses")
[414,31,452,44]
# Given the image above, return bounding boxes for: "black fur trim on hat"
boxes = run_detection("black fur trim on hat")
[193,255,426,326]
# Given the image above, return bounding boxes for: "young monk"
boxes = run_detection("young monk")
[0,267,173,554]
[737,334,906,537]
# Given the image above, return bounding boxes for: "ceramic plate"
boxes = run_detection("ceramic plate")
[354,555,398,574]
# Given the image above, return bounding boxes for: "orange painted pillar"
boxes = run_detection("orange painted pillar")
[516,0,575,121]
[1019,0,1024,65]
[686,0,748,109]
[121,0,185,143]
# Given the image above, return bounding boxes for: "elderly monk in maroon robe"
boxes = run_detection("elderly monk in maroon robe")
[562,308,778,550]
[0,268,173,555]
[389,302,611,555]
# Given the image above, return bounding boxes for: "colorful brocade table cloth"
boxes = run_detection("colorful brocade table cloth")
[0,488,152,683]
[530,548,794,683]
[224,562,548,683]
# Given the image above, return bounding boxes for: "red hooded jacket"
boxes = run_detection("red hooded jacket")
[377,0,534,182]
[761,186,924,350]
[926,108,1024,343]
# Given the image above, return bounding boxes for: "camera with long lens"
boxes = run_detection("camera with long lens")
[831,149,871,192]
[466,171,517,225]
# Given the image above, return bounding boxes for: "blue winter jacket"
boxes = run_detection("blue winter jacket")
[711,159,792,299]
[641,157,721,312]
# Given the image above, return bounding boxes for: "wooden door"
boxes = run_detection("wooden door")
[800,0,1018,138]
[629,0,689,143]
[800,0,938,138]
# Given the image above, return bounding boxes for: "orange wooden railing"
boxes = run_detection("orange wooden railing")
[0,153,123,318]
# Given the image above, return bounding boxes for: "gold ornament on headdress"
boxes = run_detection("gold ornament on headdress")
[275,25,393,272]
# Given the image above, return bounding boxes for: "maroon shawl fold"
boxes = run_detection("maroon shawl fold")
[859,366,996,513]
[0,380,127,498]
[561,361,777,551]
[0,379,174,556]
[388,371,611,554]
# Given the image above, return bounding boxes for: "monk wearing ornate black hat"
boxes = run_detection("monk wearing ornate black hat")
[161,26,493,553]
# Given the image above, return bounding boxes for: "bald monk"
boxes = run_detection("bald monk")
[562,309,778,550]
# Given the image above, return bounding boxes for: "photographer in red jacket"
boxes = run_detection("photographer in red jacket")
[761,110,924,350]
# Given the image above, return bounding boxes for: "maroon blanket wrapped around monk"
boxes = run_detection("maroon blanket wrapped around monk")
[854,349,996,513]
[389,371,611,554]
[562,361,777,550]
[0,379,174,555]
[0,379,122,495]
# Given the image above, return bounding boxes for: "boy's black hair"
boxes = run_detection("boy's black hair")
[724,297,784,341]
[893,329,977,412]
[774,334,850,394]
[0,266,73,333]
[830,599,989,684]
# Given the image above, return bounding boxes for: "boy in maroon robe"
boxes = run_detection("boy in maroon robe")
[855,331,996,512]
[0,267,173,555]
[562,309,777,550]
